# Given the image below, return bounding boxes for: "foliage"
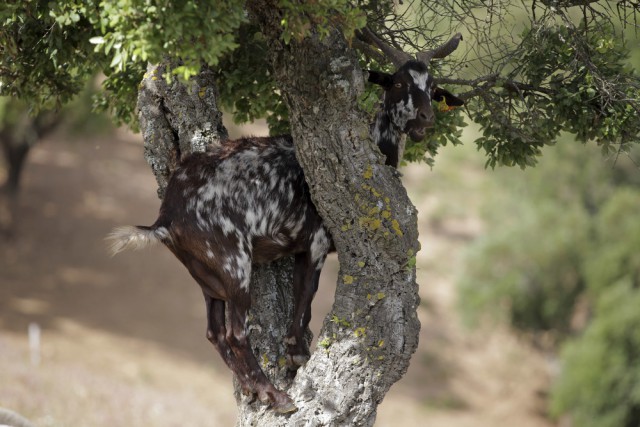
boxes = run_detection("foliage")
[458,140,638,332]
[473,21,640,168]
[549,190,640,426]
[458,196,589,335]
[213,25,290,136]
[583,189,640,297]
[278,0,366,44]
[0,0,244,125]
[2,1,639,167]
[404,104,466,166]
[374,1,640,167]
[550,280,640,427]
[0,2,99,111]
[0,0,365,132]
[457,139,640,422]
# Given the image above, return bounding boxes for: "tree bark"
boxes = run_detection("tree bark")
[136,8,421,426]
[137,61,228,198]
[235,4,422,426]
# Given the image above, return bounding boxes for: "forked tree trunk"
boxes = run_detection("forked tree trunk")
[137,7,421,426]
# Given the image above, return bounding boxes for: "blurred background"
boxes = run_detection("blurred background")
[1,65,639,427]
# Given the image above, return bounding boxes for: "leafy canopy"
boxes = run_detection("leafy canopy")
[1,1,639,166]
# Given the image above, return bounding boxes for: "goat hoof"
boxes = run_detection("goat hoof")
[257,389,297,414]
[292,354,309,366]
[286,353,309,369]
[274,401,298,414]
[273,395,298,414]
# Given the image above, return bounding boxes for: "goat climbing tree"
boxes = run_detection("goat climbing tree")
[2,1,640,425]
[135,13,421,424]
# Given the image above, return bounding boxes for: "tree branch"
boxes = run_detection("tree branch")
[436,73,554,101]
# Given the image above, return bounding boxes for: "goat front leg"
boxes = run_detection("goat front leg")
[226,293,297,413]
[285,235,328,370]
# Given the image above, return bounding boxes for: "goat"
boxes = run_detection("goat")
[107,31,464,413]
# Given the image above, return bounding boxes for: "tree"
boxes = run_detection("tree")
[0,98,60,231]
[2,1,640,425]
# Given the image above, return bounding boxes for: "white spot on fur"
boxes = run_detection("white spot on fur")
[392,97,417,131]
[218,216,236,236]
[245,209,259,233]
[196,207,209,231]
[186,197,196,212]
[310,228,330,270]
[235,251,251,291]
[199,181,221,202]
[409,69,429,91]
[287,212,306,240]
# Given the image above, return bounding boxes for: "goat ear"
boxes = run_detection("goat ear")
[368,70,394,89]
[432,87,464,108]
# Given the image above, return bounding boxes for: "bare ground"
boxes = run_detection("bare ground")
[0,126,555,426]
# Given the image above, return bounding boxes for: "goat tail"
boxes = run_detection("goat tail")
[106,225,168,257]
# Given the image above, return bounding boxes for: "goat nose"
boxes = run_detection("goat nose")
[419,110,434,121]
[419,110,435,126]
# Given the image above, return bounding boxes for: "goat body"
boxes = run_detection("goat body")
[110,135,329,412]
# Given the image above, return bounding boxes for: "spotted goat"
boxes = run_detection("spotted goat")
[107,30,464,413]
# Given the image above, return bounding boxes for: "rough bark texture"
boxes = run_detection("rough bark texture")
[136,7,421,426]
[137,61,228,198]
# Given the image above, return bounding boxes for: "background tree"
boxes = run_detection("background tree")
[0,99,60,231]
[2,1,639,425]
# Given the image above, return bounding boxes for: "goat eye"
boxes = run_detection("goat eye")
[394,82,403,88]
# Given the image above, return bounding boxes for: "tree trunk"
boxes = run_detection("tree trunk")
[136,61,228,198]
[0,109,61,232]
[136,8,421,426]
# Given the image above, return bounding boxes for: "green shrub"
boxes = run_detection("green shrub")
[458,200,589,336]
[549,189,640,426]
[550,280,640,427]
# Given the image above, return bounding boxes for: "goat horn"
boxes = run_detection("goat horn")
[416,33,463,64]
[357,27,412,68]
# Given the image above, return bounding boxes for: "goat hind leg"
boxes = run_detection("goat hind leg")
[226,295,297,413]
[203,294,255,397]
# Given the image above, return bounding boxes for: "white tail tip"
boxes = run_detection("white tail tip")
[106,225,161,256]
